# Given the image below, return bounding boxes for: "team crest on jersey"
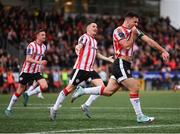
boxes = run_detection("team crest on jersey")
[19,77,23,81]
[26,48,32,55]
[76,79,80,83]
[127,69,131,74]
[88,77,92,82]
[79,36,85,44]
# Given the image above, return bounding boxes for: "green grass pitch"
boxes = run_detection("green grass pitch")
[0,91,180,133]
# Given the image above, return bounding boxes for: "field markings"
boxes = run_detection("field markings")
[8,106,180,110]
[34,124,180,133]
[1,104,180,110]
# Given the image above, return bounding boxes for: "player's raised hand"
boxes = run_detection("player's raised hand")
[131,26,137,34]
[131,26,138,40]
[40,60,47,66]
[161,51,169,62]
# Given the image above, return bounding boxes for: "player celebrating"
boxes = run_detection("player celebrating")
[71,12,170,123]
[49,22,114,120]
[5,29,48,116]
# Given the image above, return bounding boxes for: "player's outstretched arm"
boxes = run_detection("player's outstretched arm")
[97,52,114,63]
[141,35,169,62]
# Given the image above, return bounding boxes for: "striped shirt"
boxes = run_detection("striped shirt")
[21,41,46,74]
[113,26,144,58]
[73,33,97,71]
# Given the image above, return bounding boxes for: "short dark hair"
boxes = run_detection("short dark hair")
[35,29,46,35]
[125,11,139,19]
[31,28,46,41]
[86,19,97,26]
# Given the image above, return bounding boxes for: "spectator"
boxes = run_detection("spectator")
[5,69,16,93]
[0,6,179,91]
[0,67,4,93]
[61,69,69,88]
[52,69,61,90]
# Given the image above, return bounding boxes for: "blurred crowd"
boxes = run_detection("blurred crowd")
[0,5,180,92]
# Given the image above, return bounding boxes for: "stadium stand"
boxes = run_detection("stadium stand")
[0,5,179,92]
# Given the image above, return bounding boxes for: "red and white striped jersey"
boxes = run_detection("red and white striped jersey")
[73,33,97,71]
[21,41,46,74]
[113,26,143,58]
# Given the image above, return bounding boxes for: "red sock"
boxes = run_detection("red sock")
[129,93,139,98]
[63,88,69,96]
[40,86,44,92]
[100,86,105,95]
[14,92,21,98]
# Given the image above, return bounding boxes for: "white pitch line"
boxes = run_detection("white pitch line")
[11,106,180,110]
[1,104,180,110]
[35,124,180,133]
[1,104,179,110]
[0,103,64,106]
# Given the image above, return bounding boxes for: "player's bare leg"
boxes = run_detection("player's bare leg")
[101,78,120,96]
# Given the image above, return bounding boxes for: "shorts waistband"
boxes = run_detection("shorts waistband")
[117,56,132,62]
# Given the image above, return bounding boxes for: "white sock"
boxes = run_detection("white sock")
[37,92,43,96]
[84,95,99,107]
[130,98,143,116]
[53,90,67,111]
[27,86,41,96]
[7,94,18,110]
[83,86,102,95]
[176,85,180,89]
[26,85,34,93]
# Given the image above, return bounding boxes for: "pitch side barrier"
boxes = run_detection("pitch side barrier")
[132,71,180,80]
[2,71,179,91]
[132,71,180,90]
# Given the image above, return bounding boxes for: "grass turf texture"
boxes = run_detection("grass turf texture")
[0,91,180,133]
